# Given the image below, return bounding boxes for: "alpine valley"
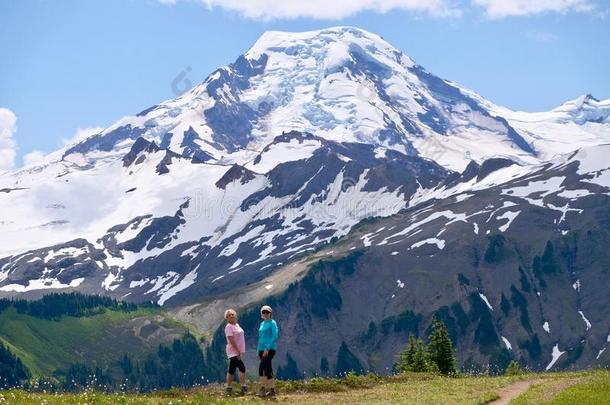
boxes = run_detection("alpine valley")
[1,27,609,377]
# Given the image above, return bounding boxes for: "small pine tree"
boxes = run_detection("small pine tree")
[412,339,433,372]
[396,336,434,373]
[504,360,522,375]
[396,336,416,372]
[427,318,457,375]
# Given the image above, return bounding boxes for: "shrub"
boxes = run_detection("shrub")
[504,360,523,376]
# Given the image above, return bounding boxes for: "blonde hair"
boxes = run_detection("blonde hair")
[224,309,237,320]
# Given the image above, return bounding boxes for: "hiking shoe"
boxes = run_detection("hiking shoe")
[225,386,233,395]
[240,385,248,395]
[257,387,266,397]
[266,388,276,397]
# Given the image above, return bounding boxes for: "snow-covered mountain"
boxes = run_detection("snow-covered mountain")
[1,26,609,310]
[61,27,553,171]
[483,93,610,161]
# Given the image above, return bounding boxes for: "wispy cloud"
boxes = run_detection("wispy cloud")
[161,0,601,20]
[192,0,461,20]
[0,108,17,171]
[472,0,595,19]
[19,126,103,169]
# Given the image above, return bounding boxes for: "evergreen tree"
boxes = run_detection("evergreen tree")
[427,318,457,375]
[396,336,432,372]
[62,363,112,392]
[484,235,507,263]
[335,341,364,376]
[510,285,532,332]
[119,354,133,375]
[541,241,558,274]
[500,293,511,316]
[0,292,144,321]
[403,336,417,370]
[320,356,329,376]
[0,342,30,388]
[277,353,300,380]
[518,266,532,292]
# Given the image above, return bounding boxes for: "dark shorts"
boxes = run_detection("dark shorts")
[227,356,245,375]
[258,349,276,379]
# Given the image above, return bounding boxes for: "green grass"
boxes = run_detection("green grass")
[550,370,610,404]
[2,370,608,404]
[0,306,178,376]
[0,372,522,404]
[510,369,610,404]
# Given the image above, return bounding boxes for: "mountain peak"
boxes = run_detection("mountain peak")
[550,94,610,125]
[58,26,544,172]
[555,94,604,111]
[245,26,412,65]
[249,26,383,47]
[583,93,600,103]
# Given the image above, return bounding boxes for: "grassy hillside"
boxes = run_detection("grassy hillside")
[0,369,607,404]
[0,306,185,377]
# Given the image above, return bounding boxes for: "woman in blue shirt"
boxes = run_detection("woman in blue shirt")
[257,305,279,397]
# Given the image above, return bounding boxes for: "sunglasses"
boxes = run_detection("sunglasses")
[261,310,271,314]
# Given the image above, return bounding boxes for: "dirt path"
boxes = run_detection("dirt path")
[489,379,541,405]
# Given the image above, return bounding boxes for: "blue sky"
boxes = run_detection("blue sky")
[1,0,609,169]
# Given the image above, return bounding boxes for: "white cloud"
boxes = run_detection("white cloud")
[195,0,461,20]
[1,108,103,171]
[61,126,104,147]
[0,108,17,171]
[162,0,600,19]
[22,150,46,167]
[473,0,594,19]
[18,126,103,169]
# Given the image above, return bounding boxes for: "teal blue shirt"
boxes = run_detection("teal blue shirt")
[257,319,279,351]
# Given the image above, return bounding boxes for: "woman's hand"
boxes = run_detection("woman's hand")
[262,350,269,357]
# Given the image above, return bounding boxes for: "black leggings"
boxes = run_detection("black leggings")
[258,350,276,379]
[227,356,245,375]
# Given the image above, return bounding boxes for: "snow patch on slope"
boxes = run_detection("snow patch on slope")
[478,292,494,311]
[545,344,565,371]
